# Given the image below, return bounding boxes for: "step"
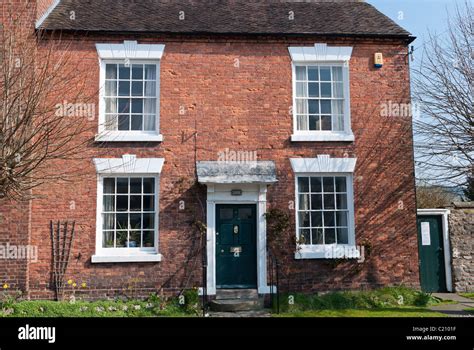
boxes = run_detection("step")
[209,298,264,312]
[216,289,258,300]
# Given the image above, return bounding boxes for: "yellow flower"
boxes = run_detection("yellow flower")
[3,284,8,289]
[67,279,73,285]
[81,283,87,288]
[72,283,77,288]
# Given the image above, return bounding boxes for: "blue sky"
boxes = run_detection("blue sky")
[367,0,464,67]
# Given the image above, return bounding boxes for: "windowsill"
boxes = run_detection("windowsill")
[295,245,360,259]
[291,132,355,142]
[95,132,163,142]
[91,253,162,263]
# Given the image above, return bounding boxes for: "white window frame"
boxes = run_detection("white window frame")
[289,44,354,142]
[95,41,165,142]
[92,155,164,263]
[291,156,357,259]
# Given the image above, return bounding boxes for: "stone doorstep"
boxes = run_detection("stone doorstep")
[210,289,264,312]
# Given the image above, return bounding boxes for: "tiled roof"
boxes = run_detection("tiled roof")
[38,0,412,39]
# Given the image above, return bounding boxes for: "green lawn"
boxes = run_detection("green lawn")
[460,293,474,300]
[275,308,446,317]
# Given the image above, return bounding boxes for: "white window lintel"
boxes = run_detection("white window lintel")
[96,41,165,60]
[288,43,353,63]
[93,155,165,175]
[290,155,357,174]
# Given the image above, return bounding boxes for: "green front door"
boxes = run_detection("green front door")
[417,215,447,292]
[216,204,257,289]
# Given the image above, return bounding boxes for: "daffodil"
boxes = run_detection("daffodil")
[81,282,87,288]
[2,284,8,289]
[72,283,77,288]
[67,279,73,285]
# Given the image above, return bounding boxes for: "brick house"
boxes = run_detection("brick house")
[1,0,420,300]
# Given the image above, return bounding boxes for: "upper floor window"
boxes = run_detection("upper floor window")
[95,41,165,142]
[289,44,354,142]
[294,65,345,132]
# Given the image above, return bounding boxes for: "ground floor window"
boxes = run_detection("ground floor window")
[297,175,351,246]
[101,176,157,249]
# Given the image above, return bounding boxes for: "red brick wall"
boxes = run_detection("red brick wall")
[21,33,419,299]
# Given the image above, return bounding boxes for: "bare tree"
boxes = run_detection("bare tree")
[0,3,96,200]
[416,185,458,209]
[413,1,473,187]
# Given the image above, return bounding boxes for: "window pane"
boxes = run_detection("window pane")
[311,194,322,210]
[131,99,143,114]
[238,208,252,220]
[299,212,310,227]
[145,82,156,97]
[332,100,343,115]
[105,97,117,113]
[336,194,348,209]
[324,212,335,227]
[143,231,154,247]
[324,194,335,209]
[143,213,155,229]
[296,99,307,114]
[103,178,115,193]
[105,81,117,96]
[132,64,144,79]
[295,66,306,80]
[143,195,155,211]
[103,195,115,212]
[323,177,334,192]
[102,214,114,229]
[333,82,344,98]
[335,177,347,192]
[132,81,143,96]
[325,228,336,244]
[117,178,129,193]
[298,177,310,192]
[310,177,322,192]
[311,211,323,227]
[321,115,332,131]
[116,214,128,230]
[144,115,156,131]
[308,67,318,81]
[131,115,143,130]
[145,65,157,80]
[118,99,130,113]
[118,81,130,96]
[320,67,331,81]
[143,178,155,193]
[105,114,117,130]
[103,231,115,248]
[308,83,319,97]
[299,194,309,210]
[308,115,319,131]
[296,82,307,97]
[130,178,142,193]
[106,64,117,79]
[130,214,142,230]
[299,229,310,244]
[116,231,128,247]
[337,227,349,244]
[321,100,331,114]
[118,115,129,130]
[311,228,324,245]
[308,100,319,114]
[332,66,343,81]
[336,211,348,227]
[321,83,331,97]
[128,231,141,248]
[144,99,156,113]
[130,195,142,211]
[333,114,344,131]
[116,195,128,211]
[297,115,308,131]
[119,65,130,79]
